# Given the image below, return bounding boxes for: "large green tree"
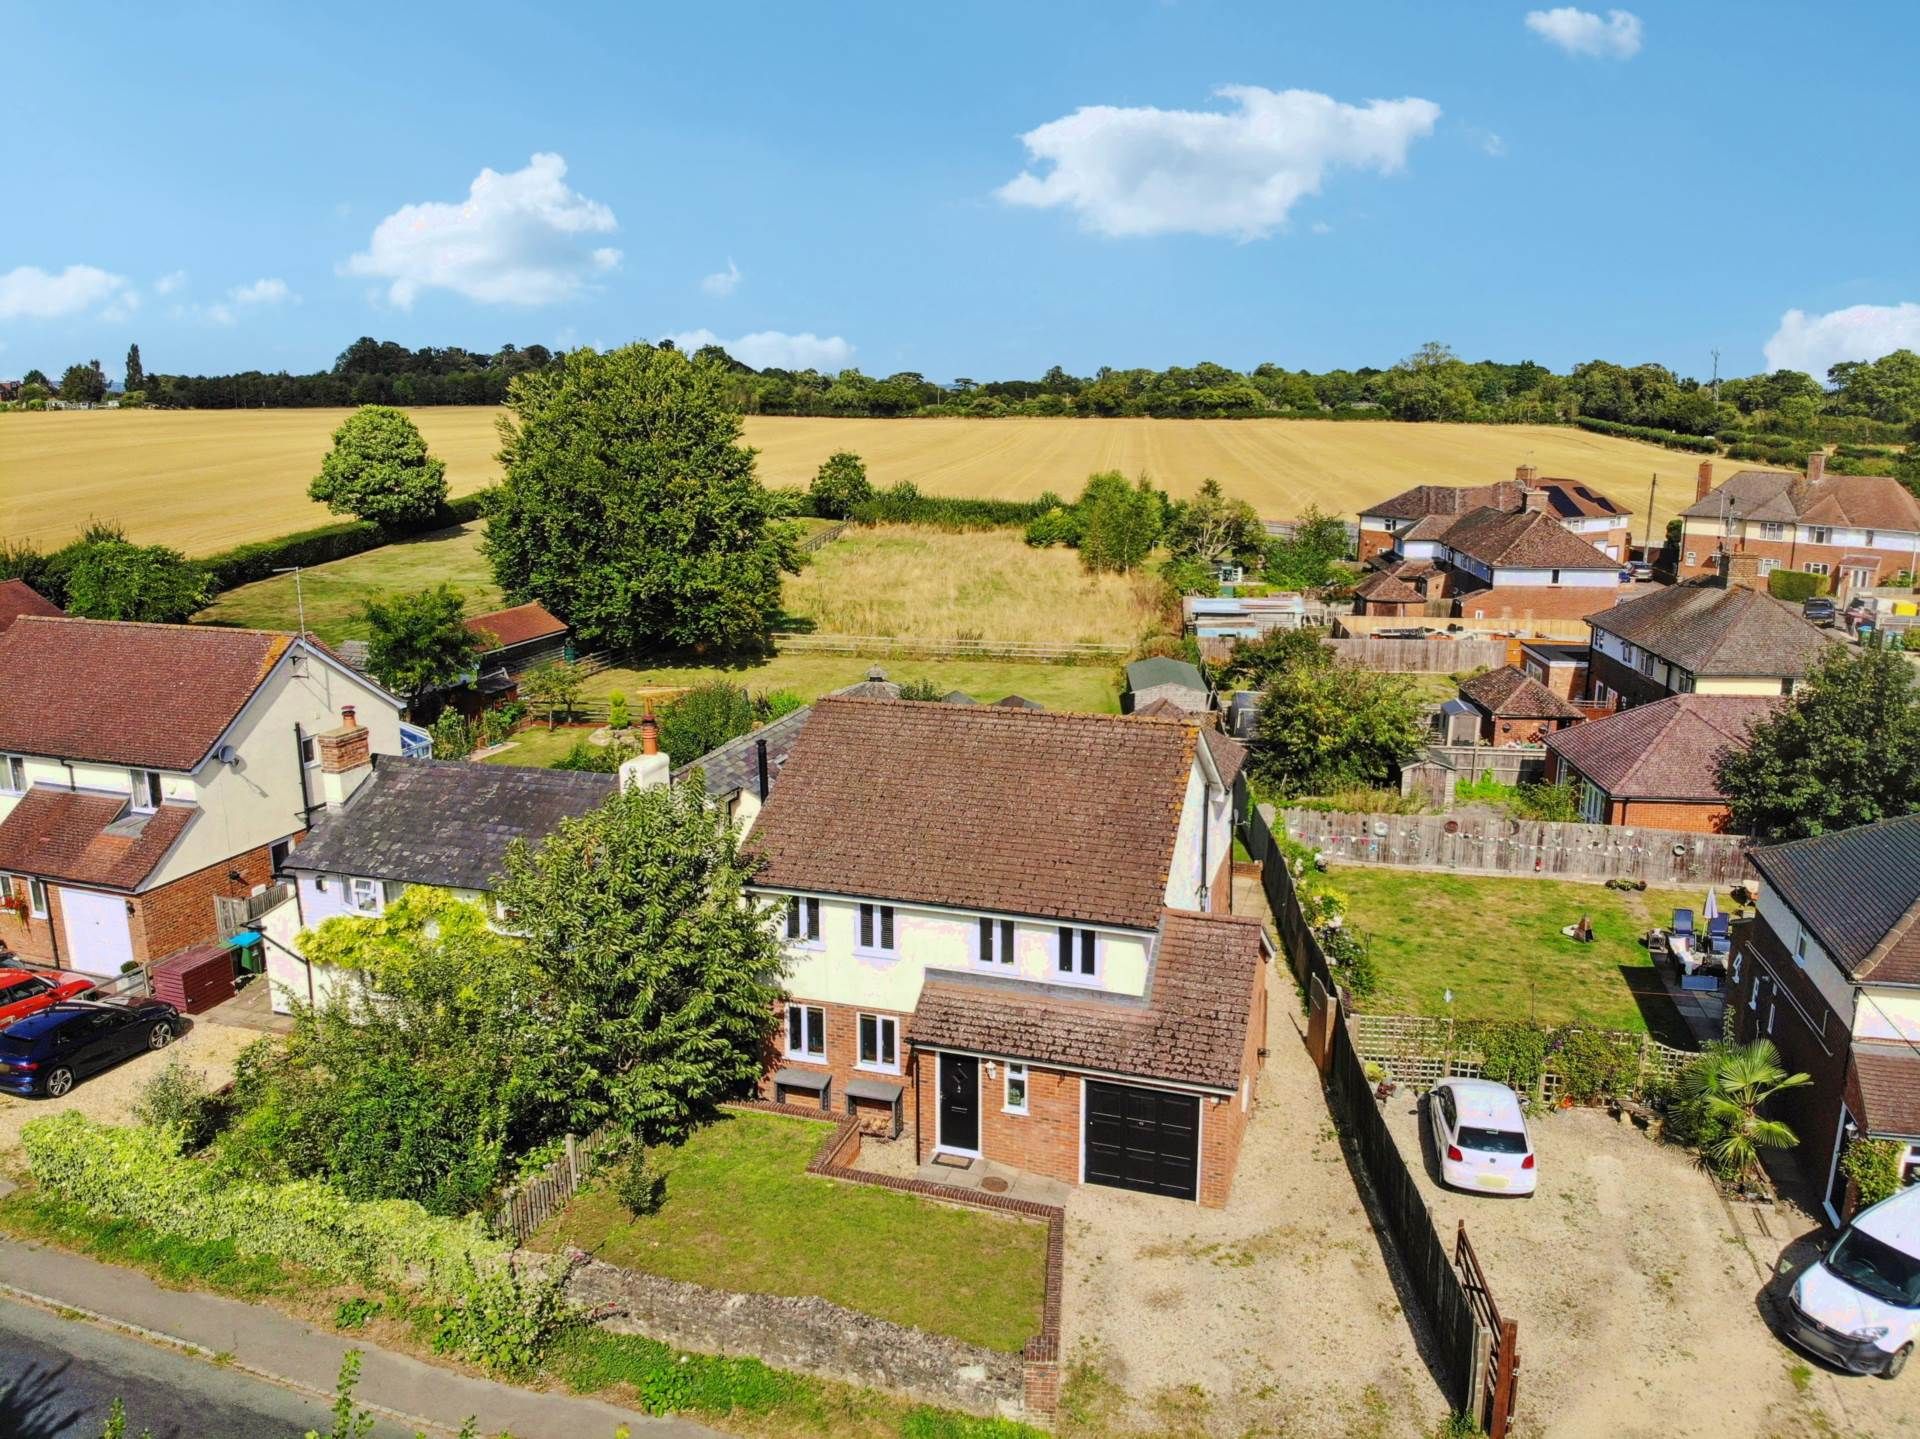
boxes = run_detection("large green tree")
[62,540,212,623]
[361,585,485,710]
[1264,505,1350,590]
[495,780,787,1141]
[124,344,145,394]
[59,360,106,403]
[308,405,449,528]
[1716,643,1920,839]
[1075,471,1164,574]
[1252,660,1426,797]
[1164,478,1267,570]
[808,450,872,518]
[486,344,801,653]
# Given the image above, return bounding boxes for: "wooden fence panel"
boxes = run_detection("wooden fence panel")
[1282,808,1754,887]
[488,1129,616,1246]
[1324,638,1509,673]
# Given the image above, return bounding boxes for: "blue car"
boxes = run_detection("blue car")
[0,997,182,1098]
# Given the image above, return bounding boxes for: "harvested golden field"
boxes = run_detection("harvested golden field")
[782,524,1160,645]
[4,408,1695,554]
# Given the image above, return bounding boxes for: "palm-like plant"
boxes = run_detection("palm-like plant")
[1676,1039,1812,1185]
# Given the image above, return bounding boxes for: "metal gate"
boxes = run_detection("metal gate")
[1455,1221,1520,1438]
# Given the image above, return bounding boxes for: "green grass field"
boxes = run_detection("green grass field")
[578,652,1118,713]
[1335,867,1697,1041]
[536,1111,1047,1352]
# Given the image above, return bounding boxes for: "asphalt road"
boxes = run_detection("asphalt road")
[0,1295,423,1439]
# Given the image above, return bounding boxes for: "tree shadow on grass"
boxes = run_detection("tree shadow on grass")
[1618,964,1696,1049]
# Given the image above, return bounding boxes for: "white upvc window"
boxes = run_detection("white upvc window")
[785,1002,825,1060]
[1056,926,1100,981]
[856,1013,899,1073]
[1760,521,1785,540]
[785,896,821,947]
[857,903,897,956]
[128,768,163,814]
[1004,1062,1029,1114]
[1757,558,1778,575]
[0,754,25,794]
[976,916,1015,967]
[1808,526,1833,546]
[28,878,49,919]
[348,876,384,914]
[1579,780,1607,825]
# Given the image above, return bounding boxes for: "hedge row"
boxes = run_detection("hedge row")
[22,1111,503,1290]
[203,489,495,589]
[1767,570,1830,601]
[1573,416,1719,454]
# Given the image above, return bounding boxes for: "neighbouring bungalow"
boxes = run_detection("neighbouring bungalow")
[1456,665,1585,747]
[1543,694,1781,832]
[1355,501,1628,623]
[1583,580,1836,710]
[0,579,61,635]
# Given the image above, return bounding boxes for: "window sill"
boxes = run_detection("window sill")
[852,947,900,961]
[1002,1105,1029,1117]
[854,1061,901,1077]
[1052,971,1102,987]
[783,1051,828,1065]
[786,940,826,953]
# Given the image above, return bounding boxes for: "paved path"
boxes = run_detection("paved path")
[0,1236,719,1439]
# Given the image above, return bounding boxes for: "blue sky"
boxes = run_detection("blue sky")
[5,2,1918,385]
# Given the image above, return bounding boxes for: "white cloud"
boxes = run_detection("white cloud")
[667,327,854,372]
[1479,131,1507,158]
[1524,8,1643,59]
[1310,221,1333,236]
[229,277,294,306]
[0,264,130,320]
[996,85,1441,240]
[153,270,188,296]
[701,259,742,298]
[1764,303,1920,379]
[343,152,620,307]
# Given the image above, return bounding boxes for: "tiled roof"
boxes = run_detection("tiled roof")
[1849,1044,1920,1140]
[1530,478,1630,521]
[0,618,291,770]
[910,909,1265,1089]
[1353,569,1425,603]
[1679,470,1802,523]
[674,705,813,801]
[1458,666,1584,719]
[1363,480,1527,523]
[1545,695,1779,801]
[1201,728,1249,787]
[287,757,613,890]
[1750,814,1920,985]
[1587,583,1834,677]
[1125,657,1206,693]
[746,698,1200,929]
[0,579,62,635]
[1681,469,1920,532]
[1400,514,1457,543]
[0,786,195,891]
[1437,507,1618,570]
[467,601,567,650]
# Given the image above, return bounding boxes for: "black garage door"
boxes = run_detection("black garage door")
[1084,1081,1199,1201]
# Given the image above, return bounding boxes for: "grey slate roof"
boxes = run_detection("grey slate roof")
[1750,814,1920,986]
[673,704,814,800]
[1587,583,1834,677]
[287,756,614,891]
[1126,657,1207,692]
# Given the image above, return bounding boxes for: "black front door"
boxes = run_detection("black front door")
[938,1053,979,1152]
[1084,1081,1200,1200]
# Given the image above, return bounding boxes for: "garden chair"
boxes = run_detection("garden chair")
[1671,907,1695,940]
[1707,913,1732,955]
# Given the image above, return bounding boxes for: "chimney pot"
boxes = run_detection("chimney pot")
[640,705,659,756]
[1807,451,1826,484]
[342,704,356,726]
[1695,460,1714,502]
[1514,463,1539,483]
[867,665,887,682]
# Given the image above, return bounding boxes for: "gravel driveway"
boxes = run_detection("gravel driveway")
[0,1018,262,1176]
[1382,1091,1918,1439]
[1059,879,1450,1438]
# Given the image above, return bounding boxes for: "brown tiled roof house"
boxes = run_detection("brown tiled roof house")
[1544,694,1780,833]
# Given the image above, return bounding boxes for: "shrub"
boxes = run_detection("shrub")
[808,450,873,518]
[1767,569,1829,602]
[1839,1136,1906,1210]
[131,1058,221,1152]
[429,709,477,759]
[1023,506,1081,548]
[1573,416,1718,453]
[611,1150,666,1216]
[1321,926,1378,998]
[552,736,631,773]
[430,1255,576,1374]
[754,688,805,722]
[896,677,945,702]
[851,485,1055,531]
[200,490,493,590]
[1477,1023,1548,1096]
[309,405,450,528]
[1549,1028,1638,1102]
[607,691,631,730]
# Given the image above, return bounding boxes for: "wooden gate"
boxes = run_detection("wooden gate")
[1455,1222,1519,1437]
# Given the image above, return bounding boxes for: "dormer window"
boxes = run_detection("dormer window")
[785,896,821,946]
[857,903,896,956]
[1057,926,1100,981]
[976,917,1015,966]
[0,754,24,794]
[129,769,163,813]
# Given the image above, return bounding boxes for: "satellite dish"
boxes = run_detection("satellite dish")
[216,743,240,766]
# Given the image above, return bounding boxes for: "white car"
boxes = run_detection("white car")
[1783,1184,1920,1379]
[1427,1079,1537,1196]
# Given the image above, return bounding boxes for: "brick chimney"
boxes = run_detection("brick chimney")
[1807,451,1826,484]
[619,704,671,792]
[1695,460,1714,502]
[1715,550,1766,592]
[1522,488,1548,513]
[1515,464,1539,483]
[315,706,372,807]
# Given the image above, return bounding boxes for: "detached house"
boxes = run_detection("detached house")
[0,619,401,976]
[1677,456,1920,592]
[1355,500,1626,623]
[1728,815,1920,1222]
[1358,465,1634,566]
[744,698,1269,1206]
[1583,582,1834,710]
[1543,694,1781,832]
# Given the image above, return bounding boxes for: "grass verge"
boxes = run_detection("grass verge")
[536,1112,1048,1352]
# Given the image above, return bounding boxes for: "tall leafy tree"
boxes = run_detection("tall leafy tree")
[1075,471,1163,574]
[308,405,449,528]
[124,344,145,394]
[62,540,212,623]
[361,585,485,710]
[1252,661,1425,797]
[495,781,787,1142]
[1264,505,1350,590]
[808,450,872,518]
[59,361,106,403]
[486,344,801,653]
[1165,478,1267,570]
[1716,643,1920,839]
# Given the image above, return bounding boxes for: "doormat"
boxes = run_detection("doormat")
[932,1153,974,1170]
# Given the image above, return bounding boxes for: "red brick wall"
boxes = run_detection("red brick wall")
[1454,584,1620,622]
[1353,596,1421,618]
[1486,715,1576,747]
[0,877,64,966]
[128,845,276,963]
[1357,529,1397,564]
[758,997,915,1121]
[1678,536,1911,585]
[1613,798,1736,835]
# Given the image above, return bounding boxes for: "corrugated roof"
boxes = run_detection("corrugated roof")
[1544,694,1779,801]
[1750,814,1920,985]
[746,697,1199,929]
[910,909,1264,1089]
[1586,583,1834,677]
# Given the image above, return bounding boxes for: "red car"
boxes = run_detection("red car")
[0,968,96,1028]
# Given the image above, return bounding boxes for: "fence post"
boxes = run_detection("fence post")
[565,1132,580,1191]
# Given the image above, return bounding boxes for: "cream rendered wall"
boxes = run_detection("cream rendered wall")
[1402,539,1442,560]
[774,897,1152,1012]
[147,654,401,887]
[1162,756,1231,912]
[0,756,173,826]
[1754,888,1856,1018]
[1695,676,1792,697]
[1855,987,1920,1044]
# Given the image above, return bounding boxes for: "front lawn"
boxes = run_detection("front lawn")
[1334,867,1697,1042]
[536,1111,1048,1352]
